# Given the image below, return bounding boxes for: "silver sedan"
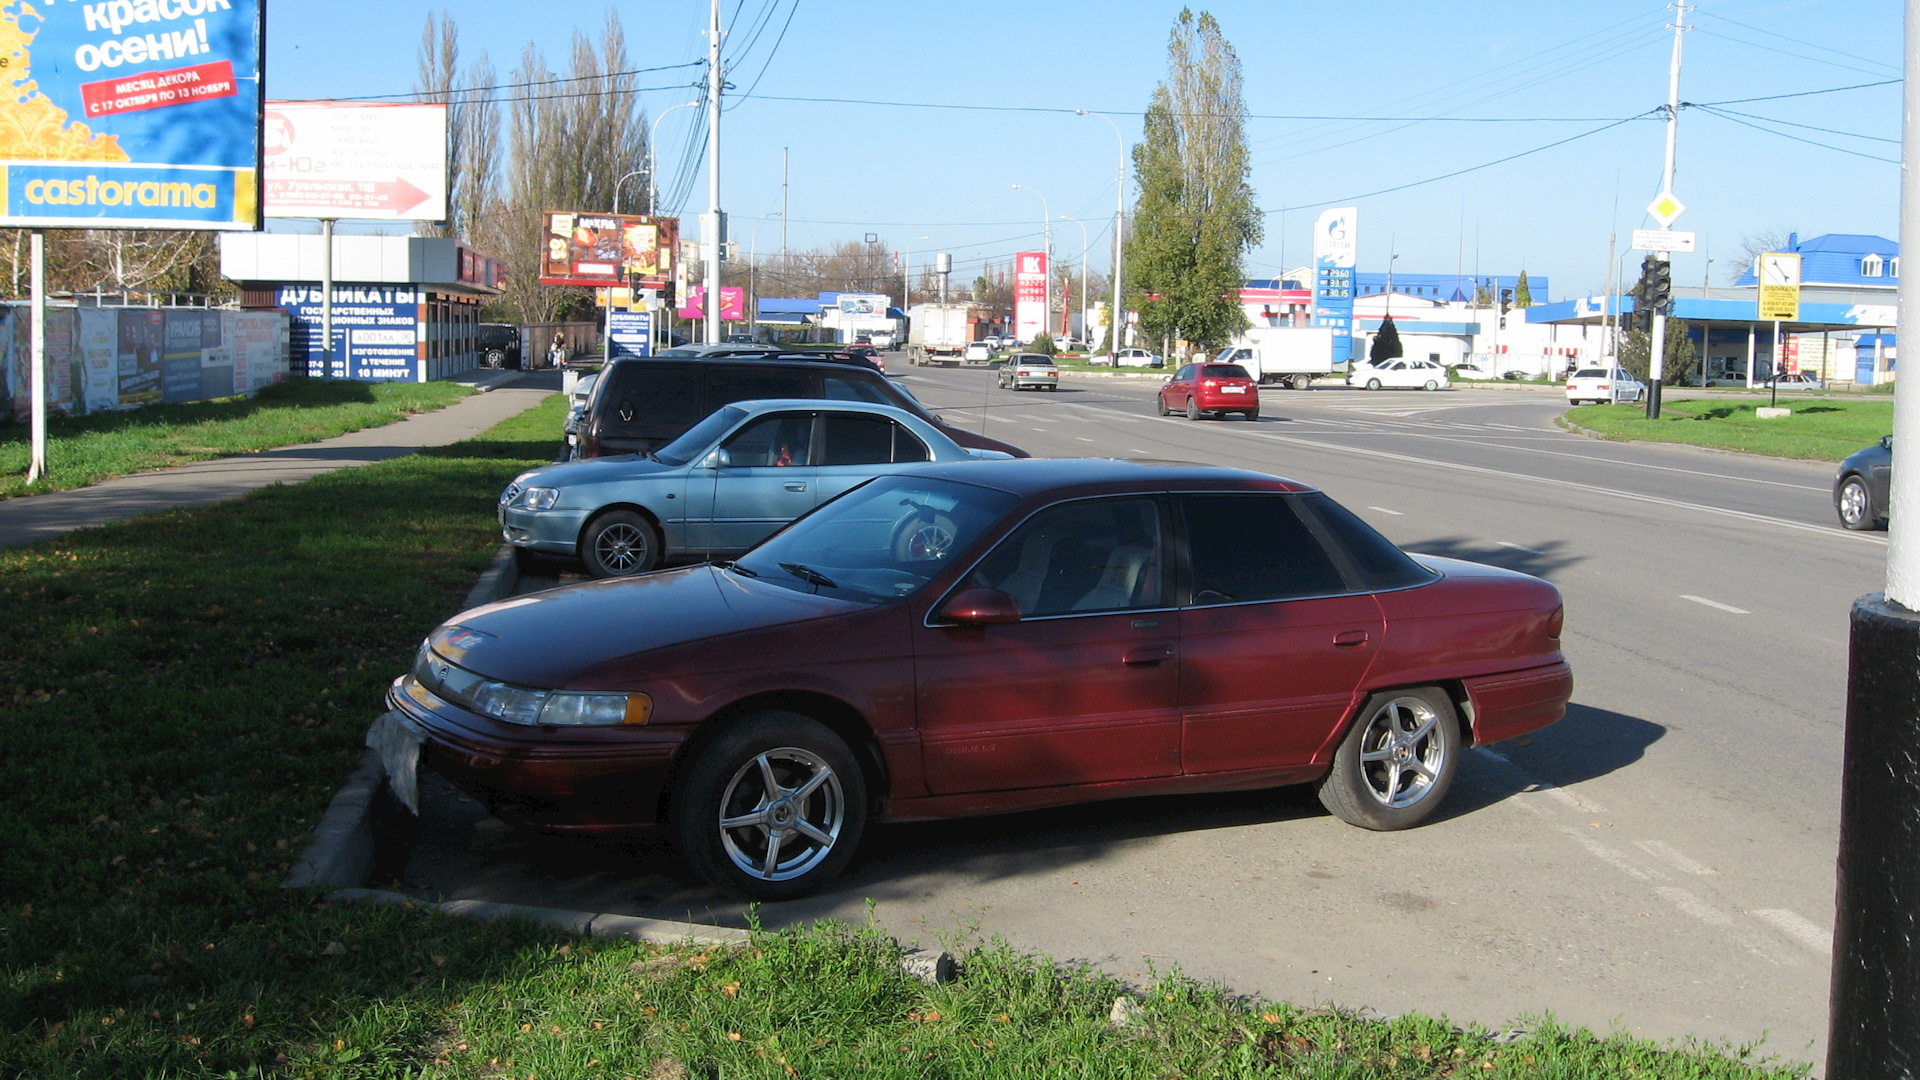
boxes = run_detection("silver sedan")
[500,399,1007,577]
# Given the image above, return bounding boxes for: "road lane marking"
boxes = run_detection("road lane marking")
[1681,594,1750,615]
[1751,909,1832,954]
[1077,437,1094,442]
[1498,541,1546,555]
[1222,427,1882,545]
[1564,829,1656,882]
[1480,748,1607,813]
[1655,886,1736,927]
[1366,506,1404,515]
[1634,840,1716,876]
[1128,448,1149,454]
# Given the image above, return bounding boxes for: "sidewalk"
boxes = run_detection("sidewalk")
[0,369,557,550]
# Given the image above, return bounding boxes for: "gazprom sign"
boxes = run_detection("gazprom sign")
[1312,206,1358,367]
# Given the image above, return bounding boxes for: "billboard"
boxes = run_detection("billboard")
[276,284,423,381]
[1013,251,1048,344]
[678,286,744,322]
[0,0,264,230]
[1758,252,1801,322]
[1311,207,1357,366]
[540,211,678,289]
[606,311,652,360]
[263,102,447,220]
[835,294,890,316]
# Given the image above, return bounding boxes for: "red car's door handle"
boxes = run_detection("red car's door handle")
[1123,647,1173,667]
[1333,630,1370,647]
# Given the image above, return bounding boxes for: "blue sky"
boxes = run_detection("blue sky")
[264,0,1902,302]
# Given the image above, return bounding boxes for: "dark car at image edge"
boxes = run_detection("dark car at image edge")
[1835,434,1892,531]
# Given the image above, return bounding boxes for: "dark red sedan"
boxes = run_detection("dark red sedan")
[388,460,1570,899]
[1158,361,1260,420]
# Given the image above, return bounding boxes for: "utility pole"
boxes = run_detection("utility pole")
[780,147,788,263]
[1647,2,1689,419]
[1830,4,1920,1072]
[24,229,44,483]
[702,0,725,346]
[1603,229,1618,364]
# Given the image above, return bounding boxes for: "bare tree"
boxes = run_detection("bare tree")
[413,11,461,240]
[1734,228,1796,284]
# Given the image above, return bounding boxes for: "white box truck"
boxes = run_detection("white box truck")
[1216,326,1345,389]
[907,303,977,366]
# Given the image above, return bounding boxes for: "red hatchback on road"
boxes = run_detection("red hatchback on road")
[388,459,1571,899]
[1159,362,1260,420]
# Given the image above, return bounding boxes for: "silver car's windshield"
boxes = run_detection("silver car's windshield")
[655,405,750,466]
[734,476,1020,603]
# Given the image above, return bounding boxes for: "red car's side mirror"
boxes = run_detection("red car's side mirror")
[934,587,1022,625]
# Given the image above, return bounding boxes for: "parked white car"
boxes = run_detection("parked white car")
[1102,347,1164,368]
[1565,366,1646,405]
[1348,358,1451,391]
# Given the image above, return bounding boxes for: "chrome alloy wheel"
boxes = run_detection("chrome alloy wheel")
[592,521,651,573]
[1356,695,1447,809]
[717,748,847,881]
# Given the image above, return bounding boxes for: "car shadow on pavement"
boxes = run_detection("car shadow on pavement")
[1400,535,1584,582]
[400,703,1660,930]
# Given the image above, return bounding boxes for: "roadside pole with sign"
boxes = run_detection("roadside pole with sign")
[1,2,266,482]
[1757,253,1802,407]
[262,102,451,380]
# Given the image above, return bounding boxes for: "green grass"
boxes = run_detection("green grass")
[1567,395,1891,461]
[0,378,474,498]
[0,390,1808,1077]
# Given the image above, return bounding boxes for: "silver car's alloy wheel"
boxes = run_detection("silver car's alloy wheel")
[717,748,846,882]
[1839,476,1876,531]
[593,521,650,572]
[1356,695,1446,809]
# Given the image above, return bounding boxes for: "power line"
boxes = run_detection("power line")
[1692,27,1901,80]
[1692,105,1899,164]
[329,60,705,104]
[1693,78,1900,107]
[727,0,802,109]
[1692,9,1899,74]
[1268,112,1656,215]
[1691,105,1896,144]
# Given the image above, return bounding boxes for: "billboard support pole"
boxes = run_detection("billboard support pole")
[25,229,46,484]
[321,218,336,380]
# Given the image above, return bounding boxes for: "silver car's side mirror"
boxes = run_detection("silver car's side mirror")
[702,448,731,469]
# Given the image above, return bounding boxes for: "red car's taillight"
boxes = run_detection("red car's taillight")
[1203,379,1218,389]
[1547,604,1564,639]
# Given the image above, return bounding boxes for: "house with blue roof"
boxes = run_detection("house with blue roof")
[1732,233,1897,297]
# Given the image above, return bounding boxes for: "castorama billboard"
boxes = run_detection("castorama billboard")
[1312,207,1357,367]
[1013,250,1048,344]
[0,0,265,230]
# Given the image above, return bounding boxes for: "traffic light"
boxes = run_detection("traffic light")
[1498,288,1512,328]
[1646,257,1672,315]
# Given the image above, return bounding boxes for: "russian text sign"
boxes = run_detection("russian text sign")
[263,102,447,221]
[0,0,264,230]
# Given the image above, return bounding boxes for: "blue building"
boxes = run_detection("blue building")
[1353,273,1546,304]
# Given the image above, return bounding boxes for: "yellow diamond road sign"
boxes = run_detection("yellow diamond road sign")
[1648,190,1685,228]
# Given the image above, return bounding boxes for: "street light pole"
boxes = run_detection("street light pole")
[1078,109,1126,355]
[1060,215,1088,341]
[702,0,726,346]
[1012,184,1050,344]
[645,100,700,214]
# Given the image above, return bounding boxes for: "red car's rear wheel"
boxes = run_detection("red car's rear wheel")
[1319,688,1459,830]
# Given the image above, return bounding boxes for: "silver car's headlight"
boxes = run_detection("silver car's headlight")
[518,487,559,511]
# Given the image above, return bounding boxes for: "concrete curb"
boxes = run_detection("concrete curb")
[284,544,520,892]
[326,888,752,946]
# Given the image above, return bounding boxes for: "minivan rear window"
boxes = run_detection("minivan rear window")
[704,366,811,406]
[607,363,701,428]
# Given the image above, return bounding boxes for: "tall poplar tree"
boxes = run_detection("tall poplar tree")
[1125,9,1262,354]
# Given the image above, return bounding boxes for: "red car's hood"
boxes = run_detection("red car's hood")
[430,565,868,689]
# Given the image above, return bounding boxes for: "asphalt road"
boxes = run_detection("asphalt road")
[412,364,1874,1068]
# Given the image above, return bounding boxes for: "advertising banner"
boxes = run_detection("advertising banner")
[1311,207,1358,367]
[678,286,744,322]
[1758,252,1802,322]
[835,294,889,316]
[117,309,163,405]
[0,0,264,230]
[606,311,652,361]
[78,308,118,411]
[541,211,678,288]
[1013,251,1047,344]
[263,102,447,220]
[277,285,422,382]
